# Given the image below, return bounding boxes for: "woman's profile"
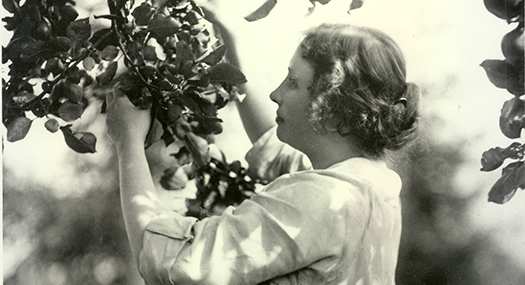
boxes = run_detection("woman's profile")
[105,2,420,283]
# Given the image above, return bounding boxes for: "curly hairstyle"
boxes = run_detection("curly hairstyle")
[301,23,420,158]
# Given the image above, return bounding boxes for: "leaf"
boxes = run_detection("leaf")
[148,14,181,38]
[244,0,277,21]
[481,142,524,171]
[185,10,201,25]
[160,166,189,190]
[51,81,83,103]
[488,161,525,204]
[44,118,60,133]
[6,117,32,142]
[89,28,118,50]
[50,36,74,52]
[481,147,506,171]
[60,5,79,23]
[193,116,223,135]
[67,82,84,103]
[3,0,19,14]
[499,97,525,139]
[101,45,119,61]
[60,125,97,153]
[58,101,85,121]
[131,2,155,25]
[184,132,210,169]
[83,56,96,71]
[143,45,158,61]
[208,63,247,84]
[506,61,524,96]
[480,60,508,89]
[174,41,194,70]
[349,0,364,10]
[96,61,118,85]
[480,59,524,95]
[66,18,91,45]
[199,45,226,65]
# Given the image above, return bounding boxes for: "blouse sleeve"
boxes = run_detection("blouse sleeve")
[245,126,312,182]
[138,175,354,285]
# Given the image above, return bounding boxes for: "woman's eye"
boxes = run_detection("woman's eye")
[288,77,297,88]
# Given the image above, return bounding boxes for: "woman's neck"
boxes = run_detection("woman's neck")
[302,131,367,170]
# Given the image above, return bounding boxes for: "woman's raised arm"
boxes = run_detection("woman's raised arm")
[106,85,164,265]
[196,0,277,143]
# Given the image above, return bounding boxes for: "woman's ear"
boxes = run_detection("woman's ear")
[323,116,340,133]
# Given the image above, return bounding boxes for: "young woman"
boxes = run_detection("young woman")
[105,4,420,284]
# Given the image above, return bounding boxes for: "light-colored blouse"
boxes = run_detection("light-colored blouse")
[139,128,403,284]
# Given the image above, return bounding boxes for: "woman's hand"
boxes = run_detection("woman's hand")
[106,83,151,150]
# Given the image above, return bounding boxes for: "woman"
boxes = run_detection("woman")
[105,5,420,284]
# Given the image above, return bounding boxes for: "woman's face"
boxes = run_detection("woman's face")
[270,45,317,151]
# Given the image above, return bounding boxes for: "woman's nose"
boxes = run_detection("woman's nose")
[269,86,281,105]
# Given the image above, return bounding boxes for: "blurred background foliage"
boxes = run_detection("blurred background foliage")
[3,0,525,284]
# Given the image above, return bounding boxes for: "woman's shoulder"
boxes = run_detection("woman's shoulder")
[258,157,402,211]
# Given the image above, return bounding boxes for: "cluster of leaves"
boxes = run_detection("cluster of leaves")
[2,0,253,214]
[479,0,524,204]
[188,154,267,219]
[3,0,102,153]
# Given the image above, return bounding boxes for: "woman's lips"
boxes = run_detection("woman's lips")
[275,115,284,124]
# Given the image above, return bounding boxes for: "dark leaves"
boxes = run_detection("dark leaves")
[148,14,181,38]
[199,45,226,66]
[100,45,119,61]
[499,97,525,139]
[349,0,364,10]
[50,36,74,52]
[132,2,155,25]
[244,0,277,22]
[3,0,19,14]
[6,116,32,142]
[481,142,523,171]
[488,162,525,204]
[160,166,188,190]
[89,28,118,50]
[58,101,85,121]
[51,81,83,103]
[208,63,247,85]
[59,5,79,23]
[480,59,524,96]
[66,18,91,45]
[60,125,97,153]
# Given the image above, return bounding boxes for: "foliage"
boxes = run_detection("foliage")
[2,0,365,214]
[479,0,524,204]
[1,0,251,215]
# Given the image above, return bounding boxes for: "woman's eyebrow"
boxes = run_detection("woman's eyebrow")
[288,67,297,80]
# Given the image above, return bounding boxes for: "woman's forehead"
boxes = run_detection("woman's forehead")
[289,46,314,77]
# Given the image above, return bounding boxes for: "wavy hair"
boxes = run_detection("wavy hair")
[301,23,420,158]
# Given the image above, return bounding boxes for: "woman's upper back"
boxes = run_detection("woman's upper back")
[253,157,402,284]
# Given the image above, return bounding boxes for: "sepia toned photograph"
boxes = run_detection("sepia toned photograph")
[2,0,524,284]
